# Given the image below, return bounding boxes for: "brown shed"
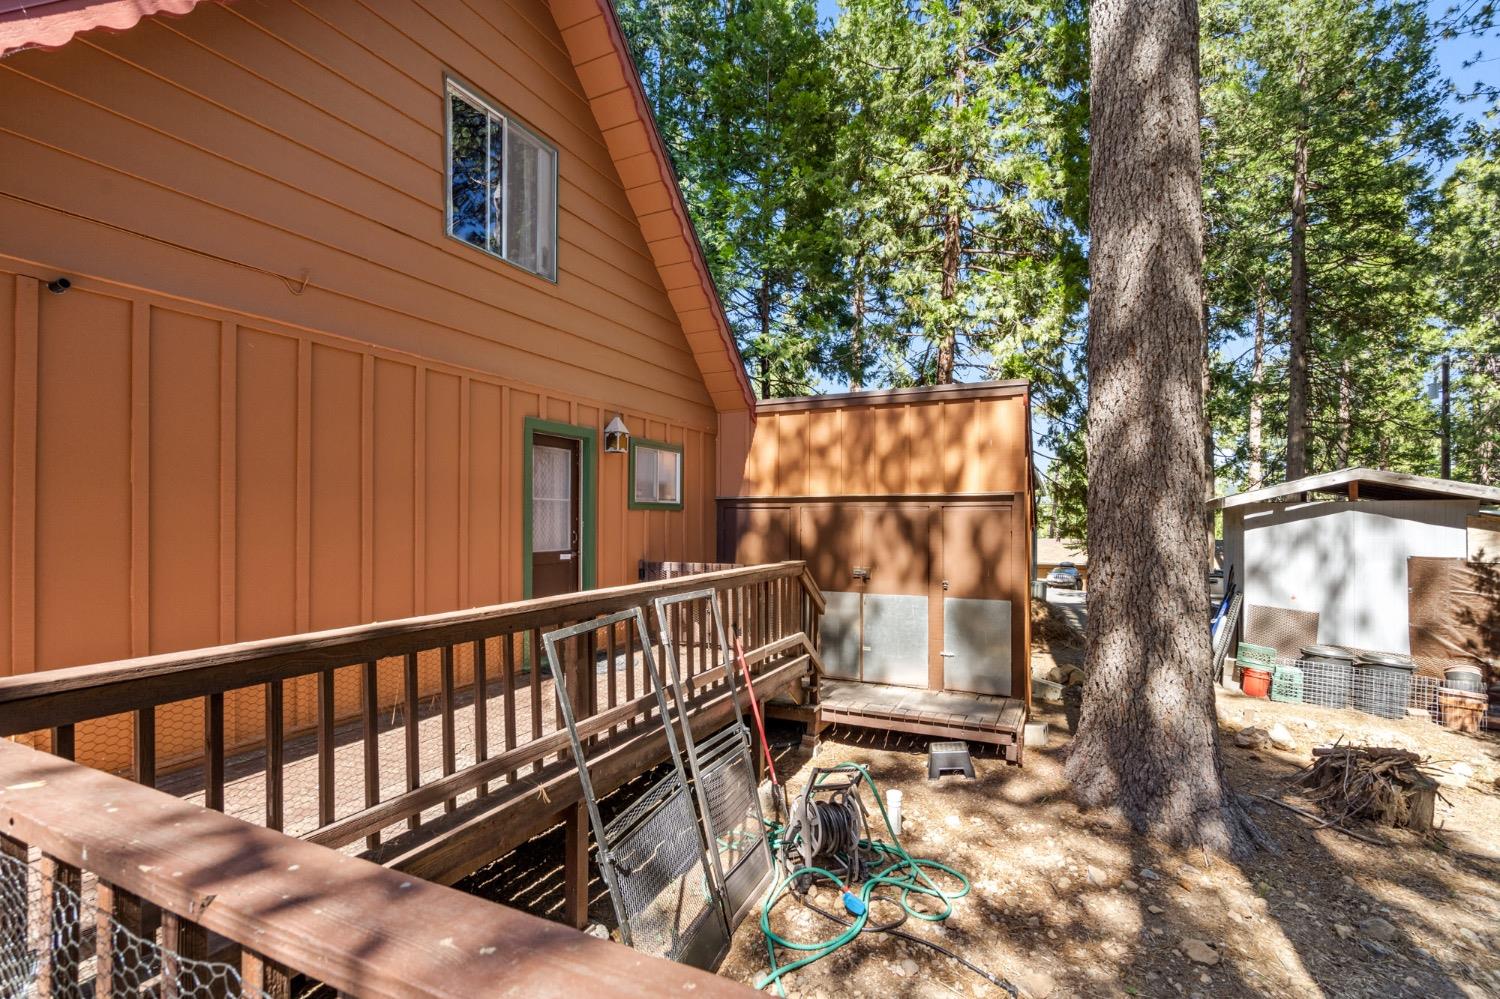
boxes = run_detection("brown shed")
[718,382,1034,705]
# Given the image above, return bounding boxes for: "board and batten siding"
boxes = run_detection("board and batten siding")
[717,383,1031,499]
[716,383,1034,701]
[0,0,725,683]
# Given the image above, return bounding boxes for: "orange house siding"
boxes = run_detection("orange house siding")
[0,0,730,683]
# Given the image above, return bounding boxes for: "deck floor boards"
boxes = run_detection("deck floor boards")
[817,679,1027,764]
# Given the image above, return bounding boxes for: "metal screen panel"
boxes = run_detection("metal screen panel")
[942,597,1012,695]
[861,593,929,686]
[605,775,726,964]
[652,590,776,931]
[818,590,862,679]
[692,725,769,924]
[545,609,730,967]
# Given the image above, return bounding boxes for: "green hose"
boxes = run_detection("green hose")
[755,763,971,994]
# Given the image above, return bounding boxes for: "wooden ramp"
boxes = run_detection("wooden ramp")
[816,680,1027,765]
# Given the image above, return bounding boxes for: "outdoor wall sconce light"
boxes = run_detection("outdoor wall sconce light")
[604,415,631,454]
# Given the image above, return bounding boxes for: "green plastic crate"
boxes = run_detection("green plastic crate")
[1270,663,1304,703]
[1237,642,1277,668]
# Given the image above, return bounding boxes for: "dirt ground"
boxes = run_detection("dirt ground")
[716,696,1500,999]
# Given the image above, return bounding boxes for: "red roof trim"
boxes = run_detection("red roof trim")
[590,0,757,416]
[0,0,221,58]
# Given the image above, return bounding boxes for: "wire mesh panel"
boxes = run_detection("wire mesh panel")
[604,775,722,961]
[0,850,266,999]
[543,608,731,968]
[1265,655,1440,722]
[652,589,775,929]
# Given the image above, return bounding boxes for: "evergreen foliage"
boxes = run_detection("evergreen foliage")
[619,0,1494,529]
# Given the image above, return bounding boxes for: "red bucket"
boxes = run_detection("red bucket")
[1241,666,1272,699]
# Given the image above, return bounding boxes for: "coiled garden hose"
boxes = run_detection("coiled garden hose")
[756,763,1017,997]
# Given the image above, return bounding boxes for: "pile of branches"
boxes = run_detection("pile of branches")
[1289,745,1442,831]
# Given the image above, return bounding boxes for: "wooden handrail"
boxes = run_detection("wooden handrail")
[798,566,827,613]
[0,562,824,931]
[0,560,811,733]
[0,740,752,998]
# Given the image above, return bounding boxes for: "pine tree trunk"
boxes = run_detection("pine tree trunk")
[850,253,866,392]
[935,41,964,385]
[1286,64,1311,481]
[758,276,772,399]
[1065,0,1257,857]
[1337,357,1352,468]
[1247,285,1265,488]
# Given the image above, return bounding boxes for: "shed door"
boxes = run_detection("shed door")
[803,505,864,680]
[940,504,1015,696]
[531,434,581,598]
[861,506,930,686]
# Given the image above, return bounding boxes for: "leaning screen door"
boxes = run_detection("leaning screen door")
[531,434,581,597]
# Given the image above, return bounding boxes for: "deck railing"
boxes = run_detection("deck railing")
[0,738,753,998]
[0,561,824,925]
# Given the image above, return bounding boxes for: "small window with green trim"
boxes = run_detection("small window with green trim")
[630,440,683,509]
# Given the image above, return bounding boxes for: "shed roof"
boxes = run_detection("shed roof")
[0,0,757,416]
[1208,467,1500,511]
[755,379,1030,413]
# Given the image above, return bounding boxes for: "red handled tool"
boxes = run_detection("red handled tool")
[733,627,785,817]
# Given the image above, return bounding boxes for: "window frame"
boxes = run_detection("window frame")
[628,438,686,511]
[443,75,559,282]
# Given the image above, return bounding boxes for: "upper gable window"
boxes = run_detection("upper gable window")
[447,79,558,281]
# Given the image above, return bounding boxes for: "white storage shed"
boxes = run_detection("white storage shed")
[1214,468,1500,661]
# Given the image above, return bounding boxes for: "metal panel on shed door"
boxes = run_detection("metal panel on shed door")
[943,597,1011,695]
[940,504,1018,695]
[863,505,933,686]
[861,594,929,685]
[819,591,862,679]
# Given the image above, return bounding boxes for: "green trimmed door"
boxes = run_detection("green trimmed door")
[530,432,582,597]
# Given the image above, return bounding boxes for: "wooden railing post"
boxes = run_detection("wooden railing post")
[563,801,590,930]
[38,854,81,999]
[265,678,284,831]
[95,879,144,998]
[402,652,420,831]
[317,668,336,827]
[160,910,208,999]
[241,950,292,999]
[361,660,380,850]
[50,723,74,761]
[440,646,457,813]
[133,707,155,787]
[205,692,225,811]
[0,834,28,989]
[473,640,489,795]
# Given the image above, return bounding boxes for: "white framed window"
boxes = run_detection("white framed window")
[446,79,558,281]
[630,441,683,509]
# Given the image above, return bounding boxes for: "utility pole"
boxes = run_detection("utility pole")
[1441,353,1451,480]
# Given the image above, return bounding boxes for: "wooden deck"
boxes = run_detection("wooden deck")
[0,562,825,933]
[815,679,1027,764]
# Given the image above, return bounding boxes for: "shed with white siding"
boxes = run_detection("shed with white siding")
[1213,468,1500,659]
